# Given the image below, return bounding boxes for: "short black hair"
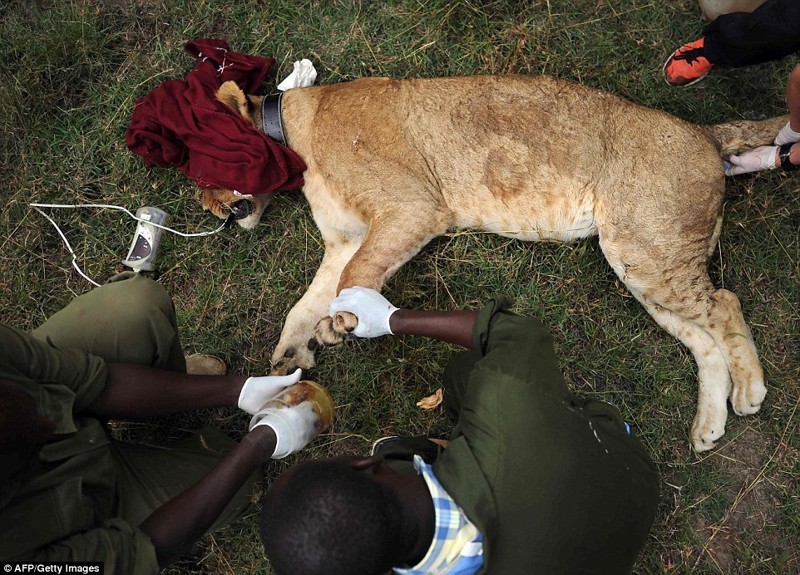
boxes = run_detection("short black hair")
[260,458,406,575]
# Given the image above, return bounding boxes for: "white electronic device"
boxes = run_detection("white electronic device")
[121,206,169,271]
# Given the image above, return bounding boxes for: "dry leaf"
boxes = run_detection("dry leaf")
[416,387,443,410]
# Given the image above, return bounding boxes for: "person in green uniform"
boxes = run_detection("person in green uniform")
[0,272,323,573]
[260,287,660,575]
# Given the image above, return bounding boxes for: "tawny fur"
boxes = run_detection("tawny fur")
[209,74,782,452]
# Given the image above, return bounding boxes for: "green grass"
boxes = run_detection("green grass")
[1,1,798,573]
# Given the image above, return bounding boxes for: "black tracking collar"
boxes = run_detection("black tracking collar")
[261,93,286,146]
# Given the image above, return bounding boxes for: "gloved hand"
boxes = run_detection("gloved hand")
[724,146,778,176]
[237,368,302,414]
[328,287,399,338]
[775,121,800,146]
[249,400,321,459]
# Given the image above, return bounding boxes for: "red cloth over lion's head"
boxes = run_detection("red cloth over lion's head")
[125,39,305,195]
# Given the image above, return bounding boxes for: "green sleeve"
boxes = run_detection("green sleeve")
[470,298,567,397]
[29,519,159,575]
[0,322,108,432]
[471,297,516,353]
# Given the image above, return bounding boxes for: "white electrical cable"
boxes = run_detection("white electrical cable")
[29,203,228,237]
[31,206,103,287]
[29,202,228,286]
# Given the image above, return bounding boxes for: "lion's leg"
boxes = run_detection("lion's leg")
[599,235,765,451]
[314,212,449,347]
[270,238,361,374]
[703,288,766,417]
[624,287,732,452]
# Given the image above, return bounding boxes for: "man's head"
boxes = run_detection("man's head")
[0,379,55,486]
[260,455,417,575]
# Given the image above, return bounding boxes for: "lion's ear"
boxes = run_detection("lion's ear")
[216,81,251,119]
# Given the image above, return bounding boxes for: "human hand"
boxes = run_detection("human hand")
[249,399,322,459]
[328,287,399,338]
[724,146,778,176]
[238,368,302,414]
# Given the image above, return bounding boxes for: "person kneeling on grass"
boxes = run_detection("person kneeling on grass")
[259,287,660,575]
[0,271,322,573]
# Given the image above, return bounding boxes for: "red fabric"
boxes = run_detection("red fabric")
[125,39,306,195]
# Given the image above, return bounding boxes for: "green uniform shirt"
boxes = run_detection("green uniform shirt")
[0,322,160,573]
[382,299,660,575]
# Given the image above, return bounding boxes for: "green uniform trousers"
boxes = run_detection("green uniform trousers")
[2,272,254,573]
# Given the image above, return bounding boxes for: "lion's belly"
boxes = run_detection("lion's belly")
[479,204,596,242]
[448,181,598,242]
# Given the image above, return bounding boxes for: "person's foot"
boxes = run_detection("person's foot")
[185,353,227,375]
[663,38,713,87]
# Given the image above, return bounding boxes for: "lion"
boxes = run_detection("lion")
[206,74,781,451]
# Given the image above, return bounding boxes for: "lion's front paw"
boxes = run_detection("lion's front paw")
[314,311,358,347]
[270,343,315,375]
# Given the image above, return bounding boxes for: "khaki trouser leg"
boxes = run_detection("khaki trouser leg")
[32,272,186,372]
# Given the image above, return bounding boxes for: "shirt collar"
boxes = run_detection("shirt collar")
[393,455,484,575]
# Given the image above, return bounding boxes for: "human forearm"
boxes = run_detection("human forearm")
[84,363,244,419]
[388,309,478,349]
[329,287,479,348]
[139,425,277,567]
[787,64,800,132]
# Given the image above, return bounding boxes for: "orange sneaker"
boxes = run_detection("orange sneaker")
[663,38,713,87]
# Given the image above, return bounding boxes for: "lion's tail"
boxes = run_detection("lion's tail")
[704,114,789,156]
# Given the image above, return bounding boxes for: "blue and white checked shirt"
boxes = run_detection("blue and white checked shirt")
[394,455,484,575]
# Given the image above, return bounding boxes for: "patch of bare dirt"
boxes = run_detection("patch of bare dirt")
[691,427,797,573]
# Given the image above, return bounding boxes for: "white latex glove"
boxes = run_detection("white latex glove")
[277,59,317,91]
[724,146,778,176]
[249,401,321,459]
[775,121,800,146]
[237,368,302,415]
[328,287,399,338]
